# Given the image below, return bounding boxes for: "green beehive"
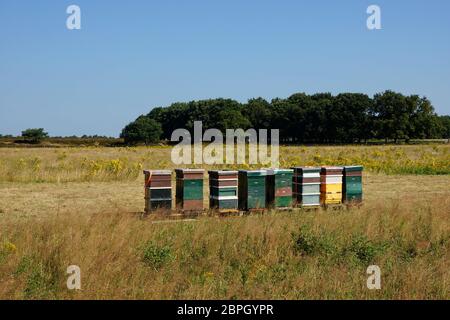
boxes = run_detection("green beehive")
[238,170,267,211]
[343,166,363,204]
[266,169,293,209]
[175,169,204,211]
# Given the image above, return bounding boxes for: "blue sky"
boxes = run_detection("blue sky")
[1,0,449,137]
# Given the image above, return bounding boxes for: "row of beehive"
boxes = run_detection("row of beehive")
[143,166,363,213]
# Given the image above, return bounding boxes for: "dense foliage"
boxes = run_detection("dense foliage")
[122,90,449,144]
[120,116,163,145]
[21,128,49,143]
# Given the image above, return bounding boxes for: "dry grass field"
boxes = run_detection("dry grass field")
[0,145,449,299]
[0,144,448,184]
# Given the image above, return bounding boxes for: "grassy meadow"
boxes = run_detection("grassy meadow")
[0,144,449,183]
[0,144,449,299]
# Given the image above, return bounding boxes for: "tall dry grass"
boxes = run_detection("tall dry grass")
[1,195,449,300]
[0,144,449,183]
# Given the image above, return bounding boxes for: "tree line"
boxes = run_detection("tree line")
[121,90,449,144]
[0,130,119,145]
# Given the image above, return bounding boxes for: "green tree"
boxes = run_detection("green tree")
[333,93,373,143]
[437,116,450,139]
[120,116,162,145]
[286,93,311,143]
[270,97,292,143]
[243,98,272,129]
[21,128,49,143]
[372,91,410,142]
[147,103,190,140]
[310,93,334,143]
[407,96,440,139]
[122,91,446,144]
[216,108,252,132]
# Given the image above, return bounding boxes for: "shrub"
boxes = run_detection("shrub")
[14,255,61,299]
[292,226,336,256]
[344,235,387,264]
[23,262,59,299]
[21,128,49,144]
[141,241,173,270]
[120,117,162,145]
[14,255,34,276]
[0,241,17,265]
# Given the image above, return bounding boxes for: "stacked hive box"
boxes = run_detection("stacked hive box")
[266,169,294,209]
[238,170,267,211]
[208,170,239,212]
[320,167,343,205]
[343,166,363,204]
[292,167,321,207]
[143,170,172,213]
[175,169,204,212]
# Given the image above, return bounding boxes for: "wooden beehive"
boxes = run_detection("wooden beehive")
[175,169,204,212]
[292,167,321,208]
[343,166,363,204]
[238,170,267,211]
[143,170,172,213]
[266,169,293,209]
[208,170,238,212]
[320,166,343,205]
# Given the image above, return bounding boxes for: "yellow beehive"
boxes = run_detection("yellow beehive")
[320,167,343,205]
[320,183,342,193]
[321,192,342,202]
[322,199,342,205]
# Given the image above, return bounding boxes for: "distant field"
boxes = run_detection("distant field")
[0,145,449,299]
[0,144,449,184]
[0,137,123,148]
